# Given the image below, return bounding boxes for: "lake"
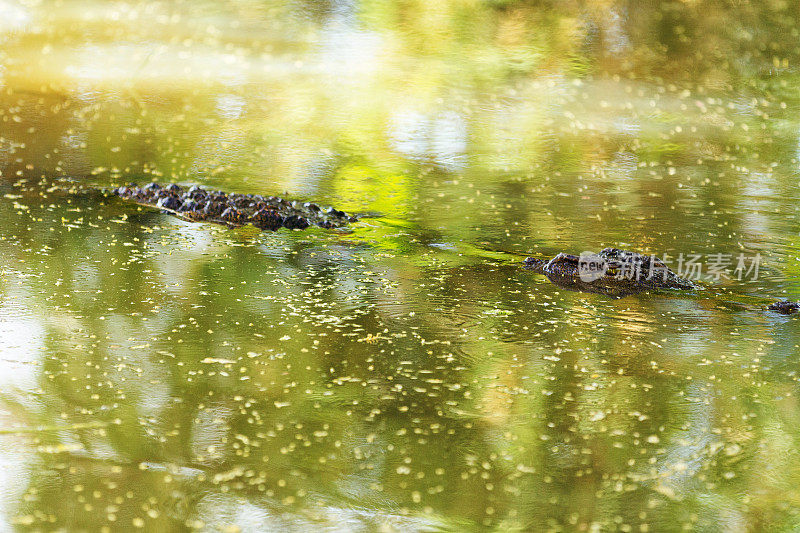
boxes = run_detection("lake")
[1,1,800,531]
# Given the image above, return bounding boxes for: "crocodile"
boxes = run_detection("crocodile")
[523,247,798,314]
[522,248,696,297]
[10,179,800,315]
[112,182,357,231]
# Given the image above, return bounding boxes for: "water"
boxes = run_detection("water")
[2,1,800,531]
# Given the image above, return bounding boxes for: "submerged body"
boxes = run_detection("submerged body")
[113,182,357,231]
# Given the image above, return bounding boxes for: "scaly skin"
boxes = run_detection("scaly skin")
[112,182,357,231]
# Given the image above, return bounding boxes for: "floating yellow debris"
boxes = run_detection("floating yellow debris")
[200,357,236,364]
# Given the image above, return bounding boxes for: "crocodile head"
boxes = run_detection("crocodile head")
[524,248,696,297]
[522,256,546,273]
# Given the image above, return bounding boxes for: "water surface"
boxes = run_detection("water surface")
[2,1,800,531]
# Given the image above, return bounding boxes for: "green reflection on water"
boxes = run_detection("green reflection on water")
[3,0,800,531]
